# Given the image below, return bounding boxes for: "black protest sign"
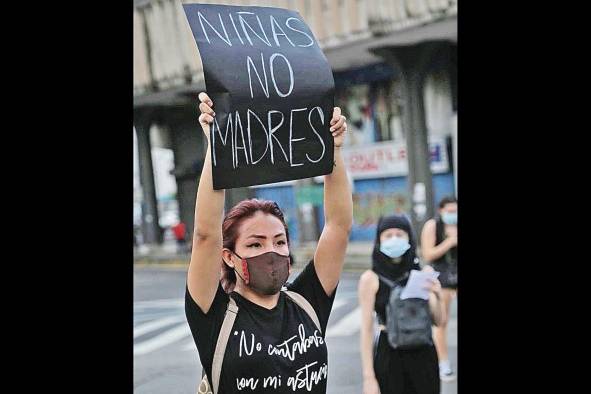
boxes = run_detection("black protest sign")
[183,4,335,190]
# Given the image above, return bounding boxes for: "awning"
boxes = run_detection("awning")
[134,16,457,108]
[333,62,397,87]
[323,16,457,72]
[133,80,205,108]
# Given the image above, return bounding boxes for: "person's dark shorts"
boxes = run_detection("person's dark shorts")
[433,261,458,290]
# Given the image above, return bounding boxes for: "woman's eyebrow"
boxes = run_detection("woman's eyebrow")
[246,233,285,239]
[247,234,267,239]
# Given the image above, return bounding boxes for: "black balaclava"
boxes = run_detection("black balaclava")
[372,214,417,281]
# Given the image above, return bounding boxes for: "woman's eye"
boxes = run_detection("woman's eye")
[247,243,261,248]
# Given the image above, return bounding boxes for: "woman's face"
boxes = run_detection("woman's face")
[234,211,289,258]
[224,211,290,280]
[439,202,458,215]
[379,227,409,243]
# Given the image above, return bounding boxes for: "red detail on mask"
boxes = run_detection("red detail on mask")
[242,259,250,284]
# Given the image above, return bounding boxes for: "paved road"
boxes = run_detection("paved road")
[134,266,457,393]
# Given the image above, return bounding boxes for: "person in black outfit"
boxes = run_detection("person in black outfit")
[358,215,444,394]
[185,92,352,394]
[420,196,458,381]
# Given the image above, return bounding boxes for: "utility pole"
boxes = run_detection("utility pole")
[372,43,439,240]
[134,109,163,245]
[294,178,320,244]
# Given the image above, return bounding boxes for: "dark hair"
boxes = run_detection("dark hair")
[438,195,457,209]
[220,199,290,293]
[372,214,417,280]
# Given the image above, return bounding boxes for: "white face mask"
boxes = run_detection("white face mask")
[379,236,410,258]
[441,212,457,225]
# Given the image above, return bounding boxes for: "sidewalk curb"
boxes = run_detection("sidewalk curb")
[133,258,371,272]
[134,241,374,272]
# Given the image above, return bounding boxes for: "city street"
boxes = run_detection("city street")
[134,266,457,394]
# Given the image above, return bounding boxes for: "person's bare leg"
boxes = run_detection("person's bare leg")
[433,289,454,362]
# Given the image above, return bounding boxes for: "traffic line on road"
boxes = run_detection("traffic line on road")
[134,323,192,356]
[163,298,367,353]
[183,339,197,351]
[134,311,184,324]
[134,298,184,308]
[326,306,361,337]
[134,315,186,338]
[181,315,456,352]
[330,298,348,311]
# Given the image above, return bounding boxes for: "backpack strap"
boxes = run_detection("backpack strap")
[210,296,239,394]
[283,290,322,335]
[375,272,409,288]
[375,273,396,288]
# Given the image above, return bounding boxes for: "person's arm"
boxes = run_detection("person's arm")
[313,108,353,296]
[187,92,226,314]
[422,265,445,326]
[358,271,381,394]
[420,219,457,262]
[428,289,445,326]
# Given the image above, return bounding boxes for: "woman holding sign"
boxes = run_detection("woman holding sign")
[185,92,352,394]
[358,215,444,394]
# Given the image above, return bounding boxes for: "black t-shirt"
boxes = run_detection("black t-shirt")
[185,260,337,393]
[434,218,457,265]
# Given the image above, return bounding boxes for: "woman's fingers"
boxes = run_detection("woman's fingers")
[198,92,213,107]
[199,102,215,116]
[331,117,347,141]
[330,115,346,132]
[199,113,214,125]
[423,278,439,290]
[331,107,342,125]
[197,92,215,130]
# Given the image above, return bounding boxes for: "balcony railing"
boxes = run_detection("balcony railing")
[134,0,457,100]
[367,0,457,35]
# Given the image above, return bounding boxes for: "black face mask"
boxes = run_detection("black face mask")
[230,251,290,296]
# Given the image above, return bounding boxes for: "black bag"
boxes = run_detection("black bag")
[441,264,458,288]
[435,252,458,288]
[434,219,458,288]
[377,273,434,350]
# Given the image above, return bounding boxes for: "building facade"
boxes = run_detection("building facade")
[133,0,457,245]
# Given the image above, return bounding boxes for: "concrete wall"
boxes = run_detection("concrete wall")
[134,0,457,96]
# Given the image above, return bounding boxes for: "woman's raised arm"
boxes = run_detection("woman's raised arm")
[313,107,353,296]
[186,92,226,314]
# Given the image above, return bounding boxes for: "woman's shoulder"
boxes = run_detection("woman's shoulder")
[359,270,379,293]
[185,282,229,317]
[423,218,437,230]
[360,269,377,281]
[420,218,438,238]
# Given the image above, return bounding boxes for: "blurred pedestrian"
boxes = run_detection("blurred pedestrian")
[359,214,444,394]
[172,221,187,254]
[420,196,458,381]
[184,92,352,394]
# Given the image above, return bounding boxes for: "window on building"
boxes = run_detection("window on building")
[424,71,453,137]
[335,78,404,146]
